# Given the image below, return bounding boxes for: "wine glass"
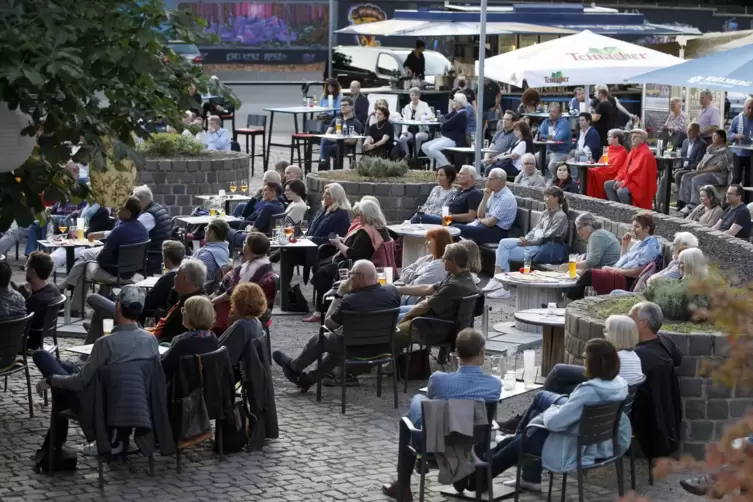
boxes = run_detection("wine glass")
[229,182,237,194]
[58,223,68,236]
[416,205,425,225]
[240,179,248,194]
[299,220,309,236]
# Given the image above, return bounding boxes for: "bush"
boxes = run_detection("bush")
[137,133,206,156]
[644,278,709,321]
[354,156,409,178]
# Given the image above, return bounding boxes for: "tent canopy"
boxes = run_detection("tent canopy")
[480,30,683,88]
[630,43,753,93]
[336,20,572,37]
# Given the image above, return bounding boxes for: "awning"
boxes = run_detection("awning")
[480,30,683,88]
[336,20,574,37]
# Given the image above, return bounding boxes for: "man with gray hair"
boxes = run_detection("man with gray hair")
[421,93,469,167]
[154,258,207,343]
[349,80,369,124]
[205,114,231,151]
[629,301,683,467]
[568,212,621,271]
[728,97,753,185]
[273,259,400,390]
[456,167,517,244]
[514,153,546,188]
[696,89,721,142]
[132,184,171,273]
[537,103,573,176]
[394,243,478,350]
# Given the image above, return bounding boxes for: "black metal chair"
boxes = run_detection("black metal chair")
[623,376,648,490]
[234,114,267,177]
[315,307,401,414]
[0,313,35,418]
[30,294,66,359]
[401,400,498,502]
[403,293,480,393]
[514,400,627,502]
[80,240,150,319]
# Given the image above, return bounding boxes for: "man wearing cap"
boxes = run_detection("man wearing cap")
[33,285,159,456]
[604,129,657,210]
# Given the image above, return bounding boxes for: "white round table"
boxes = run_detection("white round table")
[494,272,577,333]
[388,223,461,266]
[514,308,566,374]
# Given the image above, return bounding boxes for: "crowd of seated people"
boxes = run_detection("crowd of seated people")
[422,93,469,167]
[548,163,579,193]
[677,129,731,214]
[537,103,573,179]
[318,97,365,171]
[484,115,534,178]
[513,153,546,188]
[397,87,432,159]
[454,168,517,245]
[363,104,396,158]
[685,184,723,227]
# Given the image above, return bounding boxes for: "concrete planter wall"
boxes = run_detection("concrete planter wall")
[137,153,250,216]
[306,173,436,223]
[565,295,741,459]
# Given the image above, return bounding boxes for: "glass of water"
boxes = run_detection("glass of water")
[483,139,490,150]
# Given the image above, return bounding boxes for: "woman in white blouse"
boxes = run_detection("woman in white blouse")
[604,314,644,386]
[409,165,457,222]
[283,179,309,227]
[397,227,452,305]
[397,87,433,158]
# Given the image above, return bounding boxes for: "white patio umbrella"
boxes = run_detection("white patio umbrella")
[481,30,683,87]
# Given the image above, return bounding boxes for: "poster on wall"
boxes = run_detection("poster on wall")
[644,83,671,111]
[346,4,386,47]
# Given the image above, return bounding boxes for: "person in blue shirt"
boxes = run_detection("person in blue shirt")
[568,87,586,114]
[204,115,231,151]
[318,77,343,124]
[381,328,502,501]
[194,219,230,284]
[61,196,149,312]
[456,168,518,244]
[227,182,285,248]
[729,97,753,185]
[537,103,573,178]
[464,102,476,140]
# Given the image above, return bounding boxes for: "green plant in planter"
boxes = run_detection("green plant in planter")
[355,156,409,178]
[137,133,206,157]
[644,278,709,322]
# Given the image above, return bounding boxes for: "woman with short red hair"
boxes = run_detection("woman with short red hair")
[397,227,452,305]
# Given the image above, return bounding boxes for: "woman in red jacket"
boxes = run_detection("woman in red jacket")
[604,129,657,210]
[586,129,628,199]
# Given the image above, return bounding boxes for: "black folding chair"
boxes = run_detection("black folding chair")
[315,307,401,414]
[80,240,150,319]
[401,400,498,502]
[403,293,480,393]
[514,400,627,502]
[0,313,35,418]
[29,294,65,359]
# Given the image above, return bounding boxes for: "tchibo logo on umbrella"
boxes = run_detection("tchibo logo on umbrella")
[687,76,753,87]
[544,72,569,84]
[567,47,648,61]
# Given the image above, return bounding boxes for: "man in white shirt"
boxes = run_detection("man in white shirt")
[455,168,517,244]
[204,115,231,152]
[397,87,432,158]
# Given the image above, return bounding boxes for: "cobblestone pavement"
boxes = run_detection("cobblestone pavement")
[0,148,699,501]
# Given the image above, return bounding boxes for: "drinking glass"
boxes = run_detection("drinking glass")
[209,208,217,217]
[568,254,577,278]
[503,371,516,391]
[441,206,452,227]
[416,205,425,225]
[489,355,504,378]
[69,226,77,240]
[229,182,237,193]
[449,351,459,372]
[376,267,386,285]
[103,319,114,336]
[523,253,532,274]
[240,179,248,194]
[483,139,490,150]
[338,268,349,281]
[429,106,435,119]
[299,220,309,236]
[523,349,536,389]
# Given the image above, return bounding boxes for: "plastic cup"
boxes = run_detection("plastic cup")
[523,350,536,388]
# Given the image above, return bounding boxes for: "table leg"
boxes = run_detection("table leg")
[65,247,75,275]
[279,247,290,312]
[336,141,343,170]
[540,325,566,376]
[401,236,425,269]
[224,200,231,215]
[537,144,547,176]
[663,159,672,215]
[293,114,300,134]
[264,112,275,172]
[514,287,563,333]
[578,165,588,195]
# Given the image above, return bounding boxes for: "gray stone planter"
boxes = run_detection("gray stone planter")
[306,173,436,223]
[565,295,739,459]
[137,153,250,216]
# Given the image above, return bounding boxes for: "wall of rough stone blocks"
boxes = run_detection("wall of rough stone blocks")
[564,295,747,460]
[137,154,251,217]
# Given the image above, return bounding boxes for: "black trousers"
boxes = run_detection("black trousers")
[732,155,752,186]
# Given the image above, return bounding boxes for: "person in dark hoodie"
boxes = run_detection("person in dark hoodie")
[628,301,683,465]
[421,93,469,167]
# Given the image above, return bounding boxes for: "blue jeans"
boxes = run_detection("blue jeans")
[410,214,444,225]
[495,238,541,272]
[232,203,246,218]
[456,223,507,245]
[26,215,69,255]
[397,305,412,323]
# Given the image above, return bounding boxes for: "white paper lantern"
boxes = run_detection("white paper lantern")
[0,101,36,173]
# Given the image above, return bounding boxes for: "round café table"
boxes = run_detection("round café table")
[514,308,566,375]
[388,223,460,266]
[533,140,565,175]
[494,271,576,334]
[566,160,609,195]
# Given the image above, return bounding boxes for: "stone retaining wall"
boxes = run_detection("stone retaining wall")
[137,153,251,216]
[565,295,743,459]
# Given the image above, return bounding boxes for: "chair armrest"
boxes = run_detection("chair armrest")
[401,416,422,434]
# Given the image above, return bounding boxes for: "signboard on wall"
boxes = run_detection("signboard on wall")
[644,83,671,111]
[200,47,328,64]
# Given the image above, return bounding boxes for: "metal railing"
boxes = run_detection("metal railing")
[223,80,324,96]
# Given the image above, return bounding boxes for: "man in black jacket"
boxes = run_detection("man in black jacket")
[133,185,171,274]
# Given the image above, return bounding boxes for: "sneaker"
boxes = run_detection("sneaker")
[680,475,719,497]
[680,205,692,215]
[503,479,541,492]
[482,279,504,293]
[486,288,511,299]
[81,440,123,457]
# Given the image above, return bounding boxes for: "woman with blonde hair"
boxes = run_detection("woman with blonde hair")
[458,239,482,284]
[677,247,707,281]
[604,314,644,385]
[160,295,218,382]
[306,199,395,322]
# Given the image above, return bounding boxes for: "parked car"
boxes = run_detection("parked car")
[330,46,452,89]
[166,40,204,65]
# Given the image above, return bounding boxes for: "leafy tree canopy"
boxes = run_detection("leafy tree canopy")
[0,0,237,231]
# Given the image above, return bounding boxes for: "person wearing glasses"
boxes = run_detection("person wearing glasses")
[318,97,364,171]
[226,182,284,248]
